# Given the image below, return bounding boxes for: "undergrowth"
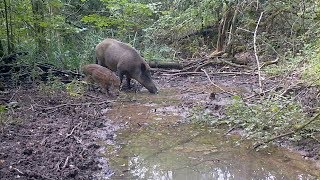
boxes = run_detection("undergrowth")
[189,96,320,147]
[0,105,22,129]
[38,77,86,97]
[224,97,309,143]
[15,29,177,74]
[303,42,320,85]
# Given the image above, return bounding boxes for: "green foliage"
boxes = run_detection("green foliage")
[188,95,320,146]
[265,34,320,84]
[188,105,217,125]
[303,40,320,85]
[0,106,21,128]
[0,105,7,113]
[224,97,312,142]
[38,77,86,97]
[142,36,178,62]
[148,0,221,41]
[81,0,155,32]
[38,77,65,95]
[263,55,304,76]
[65,80,86,96]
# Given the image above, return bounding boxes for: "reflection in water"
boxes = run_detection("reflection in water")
[107,125,317,180]
[103,91,318,180]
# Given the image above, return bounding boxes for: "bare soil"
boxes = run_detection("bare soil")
[0,85,119,180]
[0,65,319,179]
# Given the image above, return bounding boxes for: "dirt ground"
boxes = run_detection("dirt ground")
[0,65,319,179]
[0,85,121,179]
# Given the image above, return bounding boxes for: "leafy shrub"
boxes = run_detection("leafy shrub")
[224,96,307,142]
[303,41,320,85]
[188,95,320,146]
[65,80,86,97]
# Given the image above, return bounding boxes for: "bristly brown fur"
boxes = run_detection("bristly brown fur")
[82,64,120,96]
[95,38,158,94]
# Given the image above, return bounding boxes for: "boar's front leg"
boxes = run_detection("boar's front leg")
[118,70,132,90]
[126,75,132,89]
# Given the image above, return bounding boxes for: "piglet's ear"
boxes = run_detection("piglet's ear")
[140,63,147,72]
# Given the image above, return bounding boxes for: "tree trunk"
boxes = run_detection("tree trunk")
[225,4,239,56]
[0,40,4,58]
[3,0,14,54]
[31,0,47,59]
[8,0,14,52]
[210,2,235,57]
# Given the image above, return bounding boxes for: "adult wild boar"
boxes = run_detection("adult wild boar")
[82,64,120,96]
[95,38,158,94]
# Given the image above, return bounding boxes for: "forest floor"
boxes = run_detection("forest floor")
[0,64,319,179]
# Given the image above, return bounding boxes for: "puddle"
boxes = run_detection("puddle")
[99,88,319,179]
[107,125,318,179]
[104,89,186,126]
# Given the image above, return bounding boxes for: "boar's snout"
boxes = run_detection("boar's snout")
[138,63,158,94]
[148,85,158,94]
[141,78,158,94]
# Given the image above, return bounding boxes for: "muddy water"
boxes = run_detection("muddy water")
[101,89,319,179]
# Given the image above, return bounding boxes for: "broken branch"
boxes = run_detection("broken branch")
[254,12,264,94]
[202,69,235,96]
[254,112,320,149]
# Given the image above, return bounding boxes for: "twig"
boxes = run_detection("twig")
[10,166,54,180]
[254,12,264,94]
[163,71,254,77]
[8,131,43,137]
[55,161,62,171]
[194,61,214,72]
[244,89,271,100]
[260,58,279,69]
[72,135,83,144]
[66,122,82,138]
[254,111,320,149]
[220,59,250,69]
[202,69,235,96]
[9,86,20,102]
[194,58,250,72]
[225,125,238,135]
[37,101,110,111]
[279,82,304,96]
[84,93,102,99]
[10,166,24,175]
[209,50,225,58]
[62,154,72,169]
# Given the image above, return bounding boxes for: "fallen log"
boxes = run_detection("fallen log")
[1,52,28,63]
[149,62,183,70]
[0,63,82,87]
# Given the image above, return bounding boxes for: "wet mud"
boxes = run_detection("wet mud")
[0,68,319,179]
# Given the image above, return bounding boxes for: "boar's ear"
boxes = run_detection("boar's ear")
[140,63,147,72]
